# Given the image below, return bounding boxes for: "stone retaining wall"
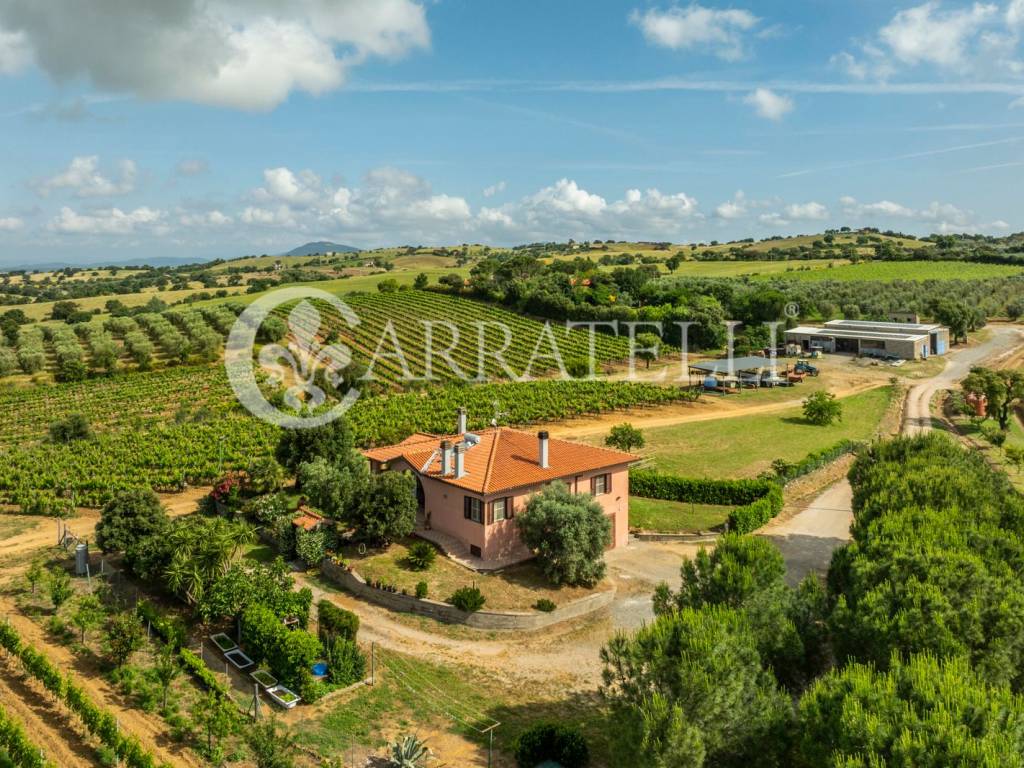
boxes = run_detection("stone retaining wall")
[320,559,614,631]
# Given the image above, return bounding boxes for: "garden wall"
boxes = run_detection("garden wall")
[320,559,614,631]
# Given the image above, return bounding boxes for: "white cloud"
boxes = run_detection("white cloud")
[0,216,23,231]
[49,205,163,235]
[0,25,29,73]
[528,178,607,216]
[743,88,793,121]
[629,4,760,61]
[1010,0,1024,26]
[1011,95,1024,108]
[176,158,208,177]
[758,212,789,227]
[836,1,1023,80]
[255,167,323,206]
[715,191,747,219]
[240,205,298,228]
[0,0,430,111]
[784,201,829,220]
[179,210,231,228]
[483,181,506,197]
[37,156,136,197]
[880,2,999,69]
[838,195,999,232]
[840,196,917,218]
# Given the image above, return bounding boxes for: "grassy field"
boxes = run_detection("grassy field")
[762,260,1024,282]
[337,537,604,611]
[628,497,732,533]
[630,385,893,478]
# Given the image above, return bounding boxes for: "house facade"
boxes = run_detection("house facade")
[363,421,633,565]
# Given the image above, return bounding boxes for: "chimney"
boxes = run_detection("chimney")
[440,440,453,476]
[538,431,549,469]
[457,407,467,435]
[454,443,466,478]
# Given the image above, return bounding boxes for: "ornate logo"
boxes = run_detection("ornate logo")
[225,287,360,428]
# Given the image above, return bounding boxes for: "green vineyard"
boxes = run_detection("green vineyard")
[0,363,692,509]
[281,289,633,384]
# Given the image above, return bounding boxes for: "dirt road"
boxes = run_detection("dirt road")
[761,324,1023,581]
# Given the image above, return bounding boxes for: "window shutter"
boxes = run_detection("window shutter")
[590,476,596,494]
[506,497,513,519]
[606,473,612,493]
[464,496,471,519]
[486,503,493,526]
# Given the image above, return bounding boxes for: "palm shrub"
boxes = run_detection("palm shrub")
[388,735,431,768]
[405,540,437,571]
[449,586,486,613]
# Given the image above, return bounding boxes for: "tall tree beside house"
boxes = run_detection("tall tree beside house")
[962,367,1024,431]
[274,416,356,477]
[297,453,370,519]
[517,480,611,587]
[349,470,418,546]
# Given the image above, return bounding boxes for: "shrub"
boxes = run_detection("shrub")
[324,637,366,687]
[449,586,486,613]
[295,527,327,568]
[405,540,437,571]
[415,581,429,599]
[514,722,590,768]
[49,413,92,443]
[534,599,556,613]
[802,390,843,426]
[317,600,359,642]
[605,422,645,452]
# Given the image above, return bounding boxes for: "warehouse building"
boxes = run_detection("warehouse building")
[784,319,950,361]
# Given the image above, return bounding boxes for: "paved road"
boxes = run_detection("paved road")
[760,325,1023,584]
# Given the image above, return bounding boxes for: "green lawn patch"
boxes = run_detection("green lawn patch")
[629,497,732,533]
[337,538,604,611]
[638,386,893,479]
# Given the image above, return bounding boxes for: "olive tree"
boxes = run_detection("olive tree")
[517,481,611,587]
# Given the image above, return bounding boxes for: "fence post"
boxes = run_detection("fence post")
[370,642,375,685]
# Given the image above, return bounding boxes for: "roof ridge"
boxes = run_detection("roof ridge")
[481,428,502,493]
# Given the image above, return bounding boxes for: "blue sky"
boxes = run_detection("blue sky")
[0,0,1023,265]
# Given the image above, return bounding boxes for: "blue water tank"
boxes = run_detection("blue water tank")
[703,376,718,389]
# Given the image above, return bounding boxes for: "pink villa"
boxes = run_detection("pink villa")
[363,411,634,568]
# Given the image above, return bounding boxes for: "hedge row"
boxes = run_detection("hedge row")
[135,601,187,650]
[629,469,784,534]
[629,470,776,506]
[774,439,864,483]
[0,620,166,768]
[0,702,50,768]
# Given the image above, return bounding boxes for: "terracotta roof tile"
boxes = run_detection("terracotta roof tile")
[363,427,635,495]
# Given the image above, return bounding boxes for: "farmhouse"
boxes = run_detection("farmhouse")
[364,412,634,567]
[785,319,950,361]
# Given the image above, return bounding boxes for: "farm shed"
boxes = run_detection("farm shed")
[785,319,950,361]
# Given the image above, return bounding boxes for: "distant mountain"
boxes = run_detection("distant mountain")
[283,241,360,257]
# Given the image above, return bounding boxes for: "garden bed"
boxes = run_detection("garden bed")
[250,669,278,689]
[336,538,602,612]
[266,685,300,709]
[225,648,254,669]
[209,632,237,653]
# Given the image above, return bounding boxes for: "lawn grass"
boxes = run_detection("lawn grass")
[338,538,604,612]
[634,385,893,479]
[628,497,732,533]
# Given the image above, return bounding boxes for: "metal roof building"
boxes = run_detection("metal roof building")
[785,319,950,360]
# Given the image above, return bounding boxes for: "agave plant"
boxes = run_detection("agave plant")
[388,735,431,768]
